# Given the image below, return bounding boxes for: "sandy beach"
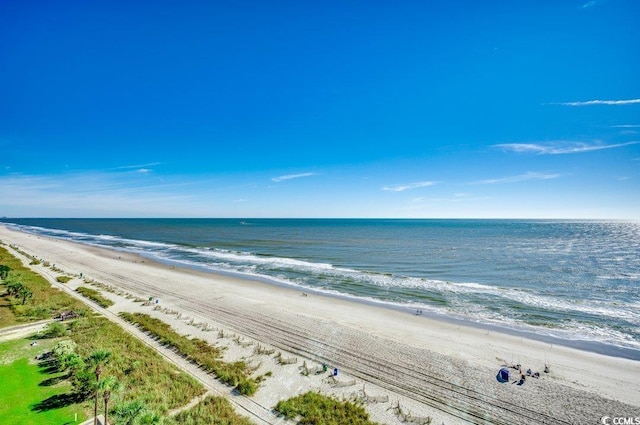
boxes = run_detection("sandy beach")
[1,224,638,424]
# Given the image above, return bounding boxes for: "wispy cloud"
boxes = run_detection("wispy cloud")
[554,98,640,106]
[109,162,162,171]
[472,172,560,185]
[612,125,640,128]
[580,0,598,8]
[494,141,639,155]
[382,181,435,192]
[271,172,316,183]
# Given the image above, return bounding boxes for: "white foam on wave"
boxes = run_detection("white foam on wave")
[166,243,640,327]
[14,224,91,240]
[191,247,347,272]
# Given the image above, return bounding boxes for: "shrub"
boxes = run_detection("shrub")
[45,322,68,338]
[274,391,380,425]
[75,287,114,308]
[166,396,253,425]
[235,379,258,396]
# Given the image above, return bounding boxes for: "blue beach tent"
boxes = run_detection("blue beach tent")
[496,367,509,383]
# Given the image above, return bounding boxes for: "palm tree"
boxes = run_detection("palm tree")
[86,350,112,425]
[6,281,23,296]
[0,264,10,279]
[17,286,32,305]
[111,400,147,425]
[100,376,121,425]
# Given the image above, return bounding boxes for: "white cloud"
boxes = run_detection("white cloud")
[580,0,598,8]
[555,98,640,106]
[110,162,162,171]
[271,172,316,183]
[494,141,639,155]
[473,172,560,185]
[612,125,640,128]
[382,181,435,192]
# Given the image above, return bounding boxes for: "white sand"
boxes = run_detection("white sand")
[1,225,638,424]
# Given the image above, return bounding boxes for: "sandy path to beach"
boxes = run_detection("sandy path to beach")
[0,319,55,343]
[1,225,638,424]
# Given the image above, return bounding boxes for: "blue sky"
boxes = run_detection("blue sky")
[1,0,639,218]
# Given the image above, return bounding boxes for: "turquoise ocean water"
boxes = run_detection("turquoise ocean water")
[2,218,639,359]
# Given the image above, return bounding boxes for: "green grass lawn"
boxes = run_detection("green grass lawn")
[0,338,87,425]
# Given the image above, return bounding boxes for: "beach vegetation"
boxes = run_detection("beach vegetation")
[99,375,121,425]
[45,321,68,338]
[165,395,254,425]
[274,391,380,425]
[0,264,10,279]
[84,349,112,424]
[68,315,204,415]
[75,286,114,308]
[120,312,260,396]
[110,399,148,424]
[28,315,204,420]
[0,246,87,326]
[17,286,33,305]
[51,339,84,376]
[6,281,33,305]
[0,247,205,421]
[56,275,72,283]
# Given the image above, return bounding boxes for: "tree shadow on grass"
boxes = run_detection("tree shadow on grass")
[38,361,62,375]
[31,392,85,412]
[39,374,68,387]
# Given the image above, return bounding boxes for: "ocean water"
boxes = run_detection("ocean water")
[2,218,639,358]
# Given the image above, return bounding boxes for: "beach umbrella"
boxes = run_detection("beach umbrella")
[496,367,509,383]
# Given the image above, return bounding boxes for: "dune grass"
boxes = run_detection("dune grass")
[165,395,254,425]
[0,245,205,420]
[69,315,205,414]
[75,286,114,308]
[274,391,380,425]
[119,312,259,396]
[0,245,87,327]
